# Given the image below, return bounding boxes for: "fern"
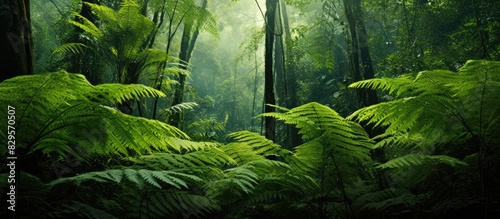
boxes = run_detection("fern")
[140,191,220,218]
[222,102,375,218]
[162,102,199,116]
[348,60,500,217]
[48,168,201,189]
[0,71,197,158]
[56,201,118,219]
[220,142,266,164]
[378,154,467,169]
[263,102,374,175]
[348,60,500,147]
[130,147,236,170]
[63,1,163,84]
[347,61,500,182]
[52,42,89,54]
[356,188,427,211]
[228,131,289,158]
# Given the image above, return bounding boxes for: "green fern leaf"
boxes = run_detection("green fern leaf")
[52,43,89,54]
[378,154,467,169]
[48,169,199,190]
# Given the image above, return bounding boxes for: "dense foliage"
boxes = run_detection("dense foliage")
[1,0,499,218]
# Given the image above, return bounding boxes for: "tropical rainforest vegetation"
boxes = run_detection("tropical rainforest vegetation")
[0,0,499,218]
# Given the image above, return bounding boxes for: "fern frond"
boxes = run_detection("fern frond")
[349,60,500,147]
[162,102,198,115]
[262,102,374,176]
[131,147,236,170]
[208,163,259,195]
[57,201,117,219]
[348,74,416,98]
[48,168,201,190]
[52,42,89,54]
[140,191,220,218]
[220,142,265,164]
[192,2,219,39]
[165,137,219,152]
[82,2,117,24]
[355,188,424,211]
[93,83,165,104]
[69,13,103,38]
[430,194,484,215]
[378,154,467,169]
[228,131,288,158]
[0,71,202,158]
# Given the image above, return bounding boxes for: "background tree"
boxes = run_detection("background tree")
[0,0,33,82]
[169,0,213,127]
[263,0,278,141]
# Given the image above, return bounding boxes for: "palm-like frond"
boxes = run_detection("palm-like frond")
[64,1,159,83]
[55,201,118,219]
[263,102,374,175]
[348,60,500,147]
[190,1,219,39]
[354,188,426,212]
[348,60,500,216]
[216,102,375,217]
[220,142,266,164]
[139,191,220,218]
[347,60,500,180]
[0,71,194,158]
[378,154,467,169]
[48,168,202,190]
[131,147,236,170]
[162,102,198,116]
[69,13,103,38]
[52,42,89,54]
[227,131,289,158]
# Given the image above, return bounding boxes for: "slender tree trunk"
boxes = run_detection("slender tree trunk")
[279,0,301,148]
[143,0,166,50]
[169,0,207,127]
[140,0,149,16]
[251,51,259,131]
[0,0,33,82]
[152,0,181,119]
[169,22,192,127]
[274,4,284,107]
[343,0,364,108]
[264,0,278,141]
[353,0,378,106]
[474,0,491,59]
[346,0,386,193]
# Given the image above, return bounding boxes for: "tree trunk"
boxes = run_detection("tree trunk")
[353,0,378,106]
[0,0,33,82]
[264,0,278,141]
[169,22,192,127]
[169,0,207,127]
[251,51,259,132]
[346,0,385,192]
[342,0,364,108]
[152,0,181,119]
[274,4,284,107]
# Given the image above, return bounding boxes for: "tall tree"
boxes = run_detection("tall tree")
[152,0,218,120]
[169,0,208,127]
[342,0,378,108]
[264,0,278,141]
[0,0,33,82]
[353,0,378,106]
